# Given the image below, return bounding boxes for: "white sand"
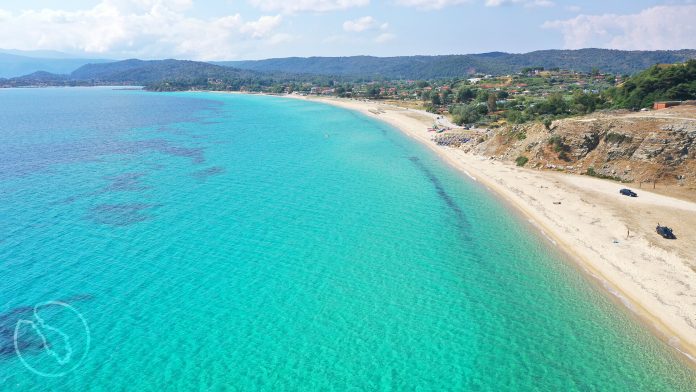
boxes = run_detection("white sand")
[283,94,696,362]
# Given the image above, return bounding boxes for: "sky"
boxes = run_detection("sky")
[0,0,694,60]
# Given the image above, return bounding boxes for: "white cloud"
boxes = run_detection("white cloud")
[0,1,285,60]
[486,0,554,7]
[395,0,470,10]
[343,16,378,32]
[375,33,396,43]
[248,0,369,13]
[397,0,552,9]
[543,5,696,50]
[342,16,394,43]
[240,15,282,38]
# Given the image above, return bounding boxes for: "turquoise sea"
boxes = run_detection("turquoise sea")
[0,87,695,391]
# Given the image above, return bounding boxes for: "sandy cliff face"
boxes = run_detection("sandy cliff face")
[465,107,696,191]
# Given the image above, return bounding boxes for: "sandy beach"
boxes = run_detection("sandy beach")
[281,93,696,363]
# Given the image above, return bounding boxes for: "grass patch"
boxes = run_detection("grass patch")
[515,156,529,167]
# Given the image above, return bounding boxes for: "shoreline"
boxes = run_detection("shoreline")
[270,93,696,366]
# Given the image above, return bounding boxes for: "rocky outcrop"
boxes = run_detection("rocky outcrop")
[463,108,696,189]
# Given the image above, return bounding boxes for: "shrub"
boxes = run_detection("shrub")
[543,118,553,130]
[547,135,570,153]
[515,156,529,167]
[506,110,529,124]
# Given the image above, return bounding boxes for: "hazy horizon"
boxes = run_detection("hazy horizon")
[0,1,694,61]
[4,47,696,64]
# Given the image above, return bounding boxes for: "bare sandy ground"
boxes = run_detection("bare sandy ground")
[281,94,696,363]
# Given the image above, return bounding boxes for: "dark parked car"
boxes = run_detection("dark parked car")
[619,188,637,197]
[656,224,677,239]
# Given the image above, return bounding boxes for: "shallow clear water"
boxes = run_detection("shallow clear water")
[0,87,695,391]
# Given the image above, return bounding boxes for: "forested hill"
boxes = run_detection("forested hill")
[0,58,319,90]
[4,50,696,90]
[215,49,696,79]
[607,60,696,109]
[70,59,261,83]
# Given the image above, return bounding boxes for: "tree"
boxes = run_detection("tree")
[535,93,568,115]
[571,92,605,114]
[367,86,380,98]
[431,93,442,106]
[487,93,497,112]
[451,103,488,125]
[456,87,475,103]
[441,89,453,105]
[476,89,489,102]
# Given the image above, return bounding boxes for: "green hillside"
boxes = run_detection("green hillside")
[70,59,260,83]
[215,49,696,79]
[607,60,696,109]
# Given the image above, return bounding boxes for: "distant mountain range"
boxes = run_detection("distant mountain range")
[2,49,696,87]
[0,51,111,78]
[216,49,696,78]
[0,48,105,59]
